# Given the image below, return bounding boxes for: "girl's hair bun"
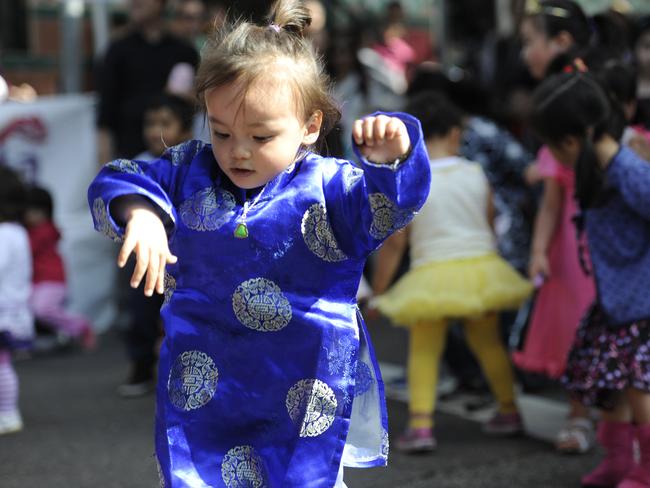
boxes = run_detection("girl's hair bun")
[268,0,312,37]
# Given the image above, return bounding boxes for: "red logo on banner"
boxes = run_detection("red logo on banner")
[0,116,48,183]
[0,116,47,144]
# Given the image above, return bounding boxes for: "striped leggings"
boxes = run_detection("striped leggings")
[0,350,18,414]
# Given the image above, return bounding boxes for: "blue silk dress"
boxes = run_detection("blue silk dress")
[88,113,430,487]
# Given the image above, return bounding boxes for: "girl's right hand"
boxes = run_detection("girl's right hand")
[528,252,550,281]
[118,208,178,297]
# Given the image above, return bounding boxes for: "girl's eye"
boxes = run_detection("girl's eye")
[213,131,229,139]
[253,135,273,142]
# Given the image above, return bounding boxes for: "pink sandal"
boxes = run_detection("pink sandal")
[396,427,436,453]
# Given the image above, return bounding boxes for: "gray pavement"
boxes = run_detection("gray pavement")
[0,324,598,488]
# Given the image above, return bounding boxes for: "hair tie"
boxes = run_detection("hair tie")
[563,58,588,74]
[268,23,281,33]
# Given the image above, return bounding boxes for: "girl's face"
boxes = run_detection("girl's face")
[520,18,564,80]
[206,73,321,189]
[144,107,188,157]
[636,31,650,73]
[548,135,582,167]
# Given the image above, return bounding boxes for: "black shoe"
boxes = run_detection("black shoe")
[117,361,154,398]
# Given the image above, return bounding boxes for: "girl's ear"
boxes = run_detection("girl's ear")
[552,134,583,166]
[559,134,582,154]
[302,110,323,145]
[550,30,574,53]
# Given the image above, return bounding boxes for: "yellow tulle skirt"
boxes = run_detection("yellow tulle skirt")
[376,253,533,327]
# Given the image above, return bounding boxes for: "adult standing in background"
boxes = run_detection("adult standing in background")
[171,0,209,53]
[96,0,199,161]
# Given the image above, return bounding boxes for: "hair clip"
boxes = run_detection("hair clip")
[563,58,588,74]
[526,0,542,14]
[525,0,571,18]
[268,23,281,33]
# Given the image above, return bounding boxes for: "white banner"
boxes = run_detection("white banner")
[0,94,117,333]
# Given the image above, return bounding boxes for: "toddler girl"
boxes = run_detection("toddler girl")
[24,186,95,350]
[532,69,650,488]
[88,1,431,486]
[0,167,33,435]
[371,92,532,452]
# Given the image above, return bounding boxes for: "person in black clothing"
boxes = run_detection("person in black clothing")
[97,0,199,160]
[96,0,199,397]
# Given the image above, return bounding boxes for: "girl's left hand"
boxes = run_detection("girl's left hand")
[353,115,411,164]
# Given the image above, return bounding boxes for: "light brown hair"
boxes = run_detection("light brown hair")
[195,0,341,152]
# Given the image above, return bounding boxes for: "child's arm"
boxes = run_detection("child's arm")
[528,178,562,280]
[597,135,650,220]
[88,141,203,295]
[371,227,409,296]
[323,113,430,257]
[487,188,497,232]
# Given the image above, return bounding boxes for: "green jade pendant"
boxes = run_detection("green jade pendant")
[234,222,249,239]
[234,185,266,239]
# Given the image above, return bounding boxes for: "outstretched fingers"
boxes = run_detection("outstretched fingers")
[130,243,150,290]
[117,231,137,268]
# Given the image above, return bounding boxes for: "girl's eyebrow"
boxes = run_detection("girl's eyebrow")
[208,115,274,128]
[208,115,226,125]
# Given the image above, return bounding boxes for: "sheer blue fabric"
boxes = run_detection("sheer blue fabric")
[88,112,430,487]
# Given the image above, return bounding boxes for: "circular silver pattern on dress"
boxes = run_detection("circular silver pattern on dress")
[368,192,413,240]
[221,445,267,488]
[105,158,145,175]
[92,197,123,242]
[286,378,337,437]
[168,350,218,411]
[163,273,176,307]
[301,203,348,262]
[232,278,292,332]
[179,187,236,231]
[354,361,374,397]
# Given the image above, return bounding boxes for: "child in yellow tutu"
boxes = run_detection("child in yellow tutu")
[371,91,533,452]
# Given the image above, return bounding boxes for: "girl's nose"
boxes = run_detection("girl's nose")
[231,144,252,160]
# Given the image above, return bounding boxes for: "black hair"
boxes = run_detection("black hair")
[405,91,463,140]
[26,186,54,220]
[407,66,494,119]
[633,15,650,47]
[145,93,195,132]
[591,11,633,64]
[597,60,637,105]
[531,72,624,209]
[530,0,591,46]
[0,166,26,223]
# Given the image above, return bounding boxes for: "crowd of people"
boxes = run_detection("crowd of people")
[3,0,650,486]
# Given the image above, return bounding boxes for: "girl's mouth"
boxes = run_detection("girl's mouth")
[231,168,255,177]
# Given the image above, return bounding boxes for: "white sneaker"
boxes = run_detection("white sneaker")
[0,410,23,435]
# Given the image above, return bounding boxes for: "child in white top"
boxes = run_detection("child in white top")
[0,166,33,435]
[371,92,532,451]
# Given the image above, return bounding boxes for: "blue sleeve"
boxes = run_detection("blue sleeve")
[607,146,650,221]
[322,112,430,257]
[87,140,204,241]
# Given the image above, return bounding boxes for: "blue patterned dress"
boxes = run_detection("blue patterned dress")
[88,113,430,487]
